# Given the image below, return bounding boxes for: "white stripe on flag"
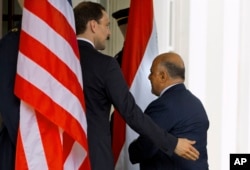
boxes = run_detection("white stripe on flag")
[16,52,87,133]
[21,8,83,87]
[130,20,158,110]
[64,142,86,169]
[19,102,48,169]
[48,0,76,30]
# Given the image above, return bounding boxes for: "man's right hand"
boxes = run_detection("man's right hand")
[174,138,200,160]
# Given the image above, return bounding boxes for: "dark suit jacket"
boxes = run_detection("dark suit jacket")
[114,49,123,66]
[0,24,21,170]
[78,40,178,170]
[129,84,209,170]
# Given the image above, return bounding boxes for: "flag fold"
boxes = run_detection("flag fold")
[14,0,90,169]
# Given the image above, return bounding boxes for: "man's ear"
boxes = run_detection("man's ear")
[159,71,168,82]
[89,20,97,33]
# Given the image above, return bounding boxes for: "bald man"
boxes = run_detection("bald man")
[129,52,209,170]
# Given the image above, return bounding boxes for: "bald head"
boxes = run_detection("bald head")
[155,52,185,80]
[148,52,185,96]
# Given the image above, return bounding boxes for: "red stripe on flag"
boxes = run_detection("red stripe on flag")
[15,131,28,170]
[14,0,90,169]
[112,110,125,164]
[24,0,79,58]
[36,112,63,169]
[112,0,154,169]
[63,132,75,162]
[121,0,153,86]
[15,74,88,147]
[19,31,85,110]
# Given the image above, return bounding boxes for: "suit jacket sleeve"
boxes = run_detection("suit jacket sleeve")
[129,135,158,164]
[104,58,177,156]
[128,100,173,163]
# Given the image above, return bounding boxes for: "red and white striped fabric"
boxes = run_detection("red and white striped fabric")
[14,0,90,169]
[112,0,158,169]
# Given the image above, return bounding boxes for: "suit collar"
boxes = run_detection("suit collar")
[160,83,181,96]
[161,83,186,96]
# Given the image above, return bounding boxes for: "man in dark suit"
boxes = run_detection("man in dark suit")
[0,1,23,169]
[129,52,209,170]
[74,2,200,170]
[0,15,21,170]
[112,7,129,66]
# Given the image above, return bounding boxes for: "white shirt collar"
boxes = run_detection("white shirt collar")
[77,37,95,48]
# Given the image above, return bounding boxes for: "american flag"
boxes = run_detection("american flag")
[14,0,90,169]
[112,0,158,169]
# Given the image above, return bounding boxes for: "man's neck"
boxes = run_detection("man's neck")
[77,37,95,48]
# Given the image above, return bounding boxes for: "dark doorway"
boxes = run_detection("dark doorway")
[1,0,22,35]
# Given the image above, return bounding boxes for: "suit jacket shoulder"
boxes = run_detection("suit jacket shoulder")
[0,23,21,144]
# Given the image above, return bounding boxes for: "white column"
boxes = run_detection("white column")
[154,0,171,54]
[188,0,207,102]
[206,0,224,169]
[238,0,250,153]
[173,0,190,65]
[220,0,240,169]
